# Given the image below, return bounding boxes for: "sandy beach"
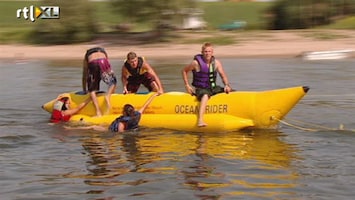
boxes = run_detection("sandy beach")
[1,30,355,61]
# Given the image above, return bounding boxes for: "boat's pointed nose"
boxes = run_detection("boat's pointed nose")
[303,86,310,93]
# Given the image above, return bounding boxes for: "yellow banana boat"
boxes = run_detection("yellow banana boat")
[69,114,254,132]
[42,86,309,131]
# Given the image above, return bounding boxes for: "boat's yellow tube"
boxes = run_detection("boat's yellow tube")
[69,114,255,133]
[42,86,309,130]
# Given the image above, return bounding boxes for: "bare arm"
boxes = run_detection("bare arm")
[121,66,129,94]
[143,62,164,94]
[62,97,91,116]
[215,59,232,93]
[138,93,158,114]
[182,61,198,94]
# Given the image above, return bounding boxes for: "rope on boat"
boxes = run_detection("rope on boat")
[271,116,354,132]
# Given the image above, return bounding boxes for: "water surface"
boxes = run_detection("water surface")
[0,58,354,199]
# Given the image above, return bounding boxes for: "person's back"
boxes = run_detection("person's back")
[82,47,117,116]
[108,104,141,132]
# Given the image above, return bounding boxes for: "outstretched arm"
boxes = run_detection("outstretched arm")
[62,97,91,116]
[138,93,158,114]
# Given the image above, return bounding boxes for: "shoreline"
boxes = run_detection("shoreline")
[1,30,355,61]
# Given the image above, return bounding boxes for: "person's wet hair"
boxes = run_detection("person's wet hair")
[60,97,69,110]
[123,104,135,116]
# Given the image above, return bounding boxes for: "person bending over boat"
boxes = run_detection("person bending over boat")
[182,42,232,127]
[121,52,164,95]
[65,93,158,132]
[82,47,117,117]
[50,96,91,123]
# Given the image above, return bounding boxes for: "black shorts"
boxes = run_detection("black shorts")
[127,72,156,93]
[195,86,224,101]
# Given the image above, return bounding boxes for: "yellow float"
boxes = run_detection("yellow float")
[42,86,309,132]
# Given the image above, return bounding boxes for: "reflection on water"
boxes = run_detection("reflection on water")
[0,58,354,199]
[57,128,298,199]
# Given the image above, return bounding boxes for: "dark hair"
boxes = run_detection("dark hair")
[60,97,69,110]
[123,104,135,116]
[85,47,107,61]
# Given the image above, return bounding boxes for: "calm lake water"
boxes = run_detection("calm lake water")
[0,57,354,200]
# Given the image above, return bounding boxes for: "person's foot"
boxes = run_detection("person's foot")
[104,109,110,115]
[198,121,207,127]
[94,111,102,117]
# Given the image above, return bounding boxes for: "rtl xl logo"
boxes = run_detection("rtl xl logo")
[16,6,60,22]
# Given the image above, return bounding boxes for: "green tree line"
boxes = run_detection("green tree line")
[267,0,355,29]
[29,0,355,44]
[31,0,196,44]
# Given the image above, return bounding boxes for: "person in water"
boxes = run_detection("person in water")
[182,42,232,127]
[65,93,158,132]
[50,96,91,123]
[121,51,164,94]
[82,47,117,116]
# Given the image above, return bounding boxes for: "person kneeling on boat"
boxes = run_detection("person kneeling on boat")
[50,96,91,123]
[121,52,164,95]
[65,93,158,132]
[182,42,232,127]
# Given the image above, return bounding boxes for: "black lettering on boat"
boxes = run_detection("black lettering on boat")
[175,104,227,114]
[175,105,199,114]
[223,104,228,113]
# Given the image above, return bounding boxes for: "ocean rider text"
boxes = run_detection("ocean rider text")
[175,104,228,114]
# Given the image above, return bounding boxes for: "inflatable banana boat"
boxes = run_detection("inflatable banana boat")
[42,86,309,132]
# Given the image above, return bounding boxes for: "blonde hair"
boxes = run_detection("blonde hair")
[127,52,137,60]
[201,42,213,52]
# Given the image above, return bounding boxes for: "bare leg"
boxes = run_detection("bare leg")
[105,84,116,114]
[64,125,107,131]
[64,125,94,130]
[90,91,102,117]
[198,94,208,127]
[91,125,107,131]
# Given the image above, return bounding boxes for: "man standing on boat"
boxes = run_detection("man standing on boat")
[121,52,164,94]
[182,42,232,127]
[82,47,117,117]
